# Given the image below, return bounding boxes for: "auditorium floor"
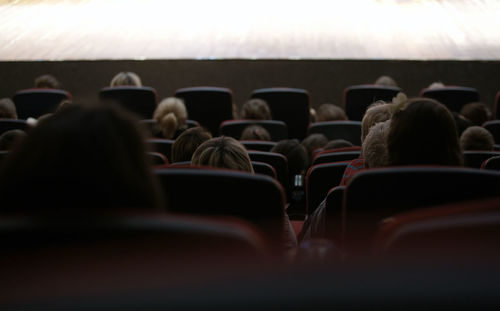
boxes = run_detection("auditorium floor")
[1,0,500,61]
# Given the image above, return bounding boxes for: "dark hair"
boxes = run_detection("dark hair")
[240,125,271,141]
[34,74,60,89]
[240,99,271,120]
[171,127,212,163]
[387,98,463,166]
[0,129,26,151]
[0,98,18,119]
[460,126,494,151]
[460,102,492,126]
[301,133,328,161]
[0,103,163,211]
[271,139,309,176]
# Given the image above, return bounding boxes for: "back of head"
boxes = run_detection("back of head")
[361,101,396,143]
[0,129,27,151]
[34,74,60,89]
[110,71,142,87]
[240,125,271,141]
[362,120,390,168]
[0,98,18,119]
[301,133,328,160]
[171,127,212,163]
[460,126,494,151]
[0,103,162,211]
[191,136,254,173]
[324,139,354,151]
[240,99,271,120]
[316,103,347,122]
[153,97,188,139]
[460,102,492,126]
[271,139,309,176]
[387,98,463,166]
[374,75,397,87]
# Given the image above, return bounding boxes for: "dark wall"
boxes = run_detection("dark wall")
[1,59,499,113]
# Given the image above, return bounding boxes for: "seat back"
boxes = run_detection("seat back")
[241,140,277,152]
[220,120,288,141]
[373,198,500,262]
[481,155,500,170]
[343,166,500,254]
[307,121,362,146]
[251,161,277,179]
[0,119,29,135]
[99,86,158,119]
[483,120,500,144]
[495,91,500,119]
[148,151,168,166]
[148,139,174,162]
[463,151,500,168]
[343,85,402,121]
[155,167,286,249]
[306,162,349,215]
[251,88,310,140]
[312,150,361,166]
[140,119,199,138]
[175,87,234,137]
[12,88,71,119]
[420,86,479,113]
[248,151,288,189]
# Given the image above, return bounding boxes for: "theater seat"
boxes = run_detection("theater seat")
[343,84,402,121]
[99,86,158,119]
[0,119,29,135]
[420,86,479,113]
[307,121,362,146]
[312,150,361,166]
[12,88,71,119]
[306,162,349,215]
[220,119,288,141]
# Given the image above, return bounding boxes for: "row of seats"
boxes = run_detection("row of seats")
[10,85,499,139]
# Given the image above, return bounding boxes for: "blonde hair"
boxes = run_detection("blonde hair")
[153,97,188,139]
[362,120,390,168]
[110,72,142,87]
[361,102,395,143]
[240,99,271,120]
[191,137,254,173]
[316,103,347,122]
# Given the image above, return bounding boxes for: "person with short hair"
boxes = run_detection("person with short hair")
[0,98,18,119]
[460,102,492,126]
[301,133,328,161]
[374,75,397,87]
[153,97,188,139]
[34,74,60,89]
[0,129,26,151]
[240,99,271,120]
[240,125,271,141]
[191,136,254,173]
[110,72,142,87]
[171,127,212,163]
[460,126,494,151]
[323,139,353,151]
[316,104,347,122]
[362,120,390,168]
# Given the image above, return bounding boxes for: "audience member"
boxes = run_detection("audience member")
[301,133,328,161]
[323,139,354,151]
[362,120,390,168]
[110,71,142,87]
[361,100,398,143]
[0,103,163,211]
[240,99,271,120]
[191,136,254,173]
[0,98,18,119]
[240,125,271,141]
[34,74,60,89]
[272,139,309,177]
[0,129,27,151]
[453,112,472,137]
[428,81,445,89]
[460,102,492,126]
[316,104,347,122]
[153,97,188,139]
[387,98,463,166]
[171,127,212,163]
[460,126,494,151]
[374,75,397,87]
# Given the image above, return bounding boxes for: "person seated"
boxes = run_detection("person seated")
[240,125,271,141]
[315,104,347,122]
[191,136,254,173]
[460,126,494,151]
[34,74,60,89]
[301,133,328,161]
[0,129,27,151]
[153,97,188,139]
[387,98,462,166]
[0,98,18,119]
[460,102,492,126]
[323,139,354,151]
[240,99,271,120]
[374,75,397,87]
[110,72,142,87]
[171,127,212,163]
[0,103,163,212]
